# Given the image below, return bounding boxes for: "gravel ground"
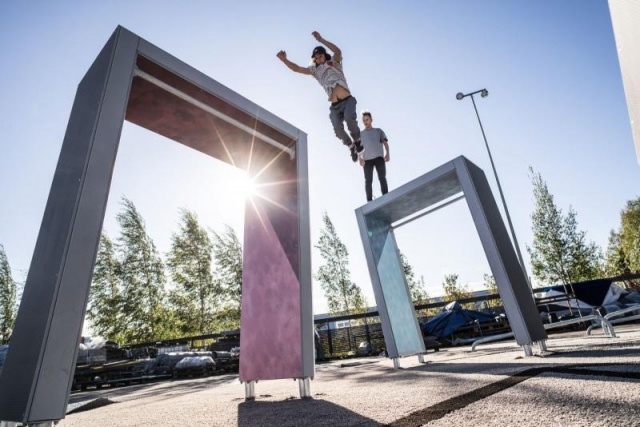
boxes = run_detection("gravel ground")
[57,324,640,427]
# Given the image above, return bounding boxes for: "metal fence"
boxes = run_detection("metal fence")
[121,273,640,359]
[315,319,386,359]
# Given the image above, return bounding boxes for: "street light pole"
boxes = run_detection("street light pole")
[456,89,530,286]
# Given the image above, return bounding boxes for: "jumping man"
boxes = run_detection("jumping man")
[277,31,364,162]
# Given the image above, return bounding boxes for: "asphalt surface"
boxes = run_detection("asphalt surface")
[58,324,640,426]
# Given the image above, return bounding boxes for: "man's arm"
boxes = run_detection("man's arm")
[383,140,390,162]
[312,31,342,63]
[277,50,312,75]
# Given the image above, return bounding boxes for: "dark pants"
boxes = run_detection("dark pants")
[364,156,388,201]
[329,96,360,146]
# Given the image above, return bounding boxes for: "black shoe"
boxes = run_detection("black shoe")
[354,140,364,154]
[349,144,358,162]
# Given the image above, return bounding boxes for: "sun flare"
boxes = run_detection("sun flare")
[240,175,259,199]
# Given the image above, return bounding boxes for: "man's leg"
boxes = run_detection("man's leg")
[329,106,351,146]
[364,160,375,201]
[374,157,388,195]
[343,96,361,146]
[330,104,359,162]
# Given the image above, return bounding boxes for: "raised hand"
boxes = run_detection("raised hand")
[276,50,287,61]
[312,31,322,41]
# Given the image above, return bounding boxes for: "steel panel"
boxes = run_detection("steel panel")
[355,156,546,361]
[0,27,138,423]
[0,25,313,423]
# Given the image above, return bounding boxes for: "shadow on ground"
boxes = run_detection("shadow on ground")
[68,374,236,406]
[238,398,383,427]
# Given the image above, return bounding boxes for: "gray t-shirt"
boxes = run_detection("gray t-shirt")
[361,127,388,161]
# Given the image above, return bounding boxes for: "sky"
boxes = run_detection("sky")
[1,0,639,318]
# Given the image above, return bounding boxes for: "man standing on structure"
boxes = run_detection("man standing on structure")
[277,31,364,162]
[359,111,389,201]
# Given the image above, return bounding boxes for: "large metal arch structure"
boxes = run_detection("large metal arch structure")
[0,26,313,425]
[355,156,547,364]
[608,0,640,164]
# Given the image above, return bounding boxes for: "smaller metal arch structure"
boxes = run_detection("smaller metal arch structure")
[0,26,313,425]
[355,156,547,364]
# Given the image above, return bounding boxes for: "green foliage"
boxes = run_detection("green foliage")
[87,198,245,344]
[0,244,17,343]
[441,273,474,309]
[618,197,640,273]
[88,234,126,343]
[167,209,217,336]
[526,168,602,286]
[315,212,367,315]
[603,231,629,277]
[212,306,242,332]
[482,274,501,309]
[211,224,243,330]
[399,251,429,304]
[603,197,640,290]
[564,208,602,279]
[115,197,169,343]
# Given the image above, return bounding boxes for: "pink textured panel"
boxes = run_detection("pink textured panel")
[239,197,302,381]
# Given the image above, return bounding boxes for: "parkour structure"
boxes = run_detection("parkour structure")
[0,26,313,426]
[355,157,548,367]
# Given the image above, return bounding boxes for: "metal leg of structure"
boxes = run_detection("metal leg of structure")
[603,319,617,338]
[470,331,515,351]
[522,343,533,357]
[588,308,640,336]
[418,354,425,364]
[244,381,256,401]
[605,323,612,337]
[298,377,311,399]
[392,357,400,369]
[537,340,547,352]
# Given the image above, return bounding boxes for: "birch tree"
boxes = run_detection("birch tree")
[315,212,367,315]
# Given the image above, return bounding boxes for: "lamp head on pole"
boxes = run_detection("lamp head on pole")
[456,88,489,100]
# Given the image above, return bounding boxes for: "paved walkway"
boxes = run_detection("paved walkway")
[59,324,640,426]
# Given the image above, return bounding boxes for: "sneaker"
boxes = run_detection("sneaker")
[354,140,364,154]
[349,144,358,162]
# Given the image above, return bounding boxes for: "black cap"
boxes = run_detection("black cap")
[311,46,327,58]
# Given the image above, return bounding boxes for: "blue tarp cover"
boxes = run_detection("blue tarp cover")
[421,301,496,338]
[545,279,613,306]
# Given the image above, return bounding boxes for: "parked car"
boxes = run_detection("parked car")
[356,341,374,356]
[146,352,202,376]
[211,351,239,373]
[173,356,216,378]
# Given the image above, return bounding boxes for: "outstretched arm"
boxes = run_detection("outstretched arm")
[277,50,312,75]
[312,31,342,63]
